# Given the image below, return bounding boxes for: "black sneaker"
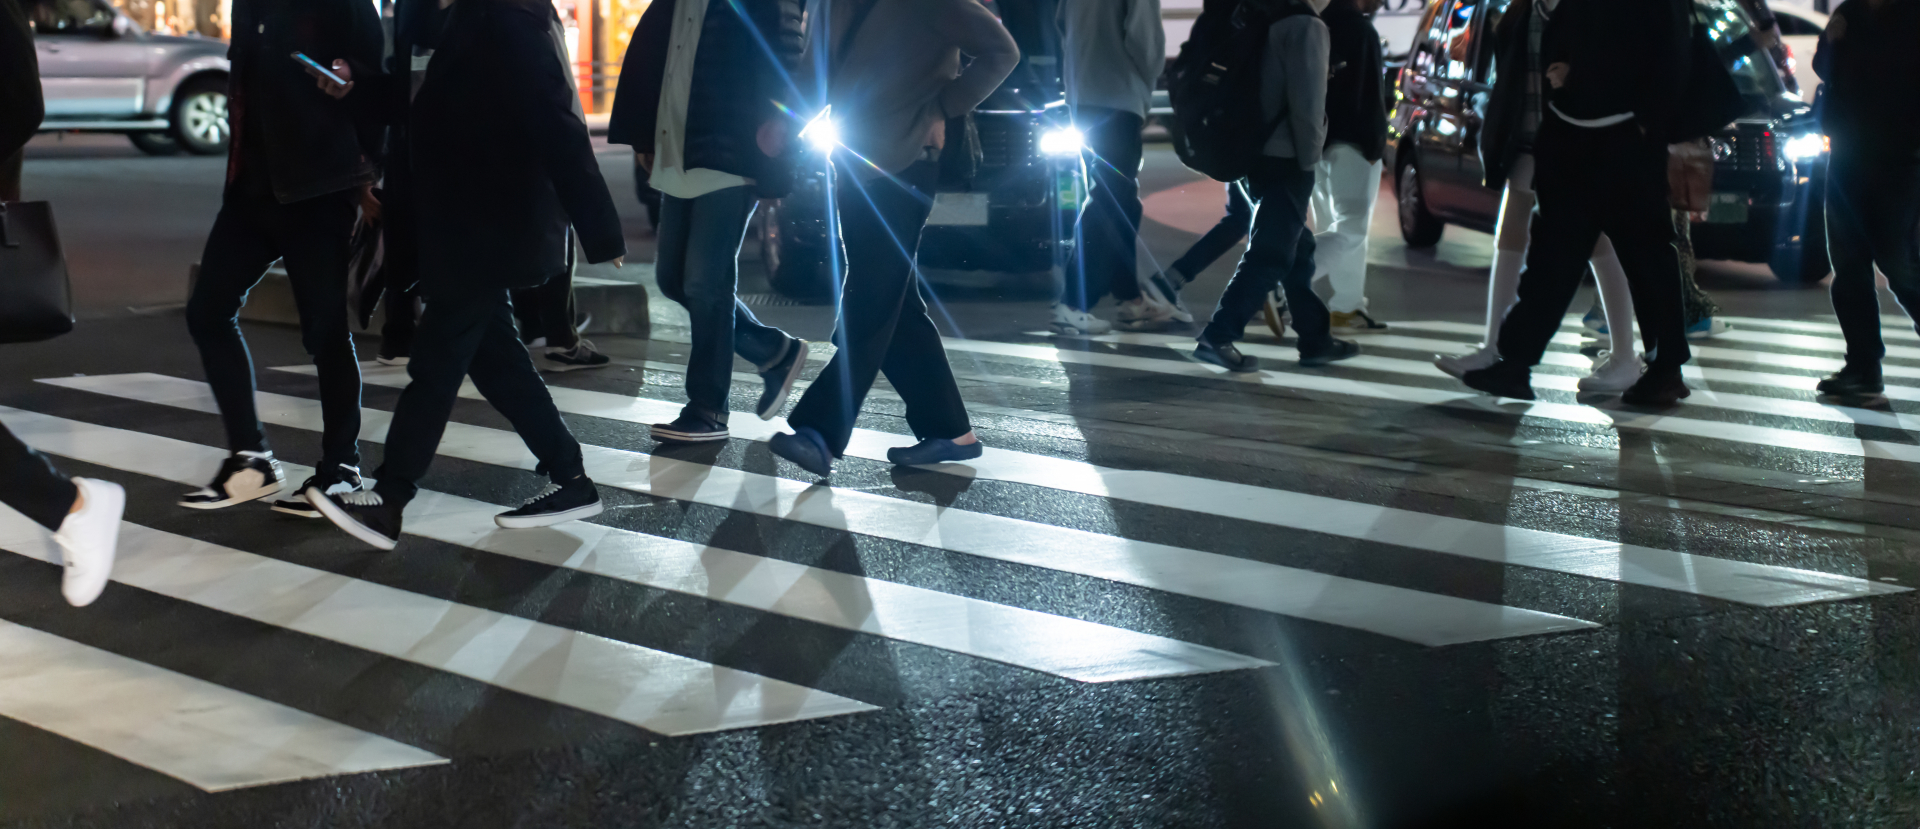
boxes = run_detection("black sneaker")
[1461,362,1537,401]
[179,450,284,509]
[308,488,404,550]
[651,409,729,443]
[1299,338,1361,367]
[541,339,612,372]
[494,478,603,529]
[271,464,365,518]
[1194,339,1259,372]
[1816,364,1884,398]
[376,342,410,367]
[1620,367,1691,408]
[757,339,809,420]
[770,426,834,477]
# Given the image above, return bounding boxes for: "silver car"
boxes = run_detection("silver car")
[29,0,230,155]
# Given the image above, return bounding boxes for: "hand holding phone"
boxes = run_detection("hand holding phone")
[293,52,353,98]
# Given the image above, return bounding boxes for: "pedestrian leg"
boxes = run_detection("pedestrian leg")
[276,189,364,470]
[183,196,286,457]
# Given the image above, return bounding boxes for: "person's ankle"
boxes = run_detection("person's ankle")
[950,431,978,446]
[69,490,85,515]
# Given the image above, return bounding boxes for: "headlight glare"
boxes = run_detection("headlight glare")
[800,107,839,153]
[1040,128,1085,156]
[1783,133,1828,160]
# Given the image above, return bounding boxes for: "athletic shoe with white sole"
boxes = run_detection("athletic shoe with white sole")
[1328,310,1389,334]
[756,339,809,420]
[1434,345,1499,379]
[1577,350,1645,393]
[178,450,283,509]
[541,339,612,372]
[1140,271,1195,324]
[308,488,403,551]
[651,410,729,443]
[1260,290,1289,339]
[1115,296,1175,332]
[494,479,603,529]
[1685,317,1730,339]
[54,477,123,607]
[1050,303,1112,335]
[270,464,365,518]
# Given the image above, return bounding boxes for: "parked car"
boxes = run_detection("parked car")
[1387,0,1831,283]
[28,0,230,156]
[761,0,1086,298]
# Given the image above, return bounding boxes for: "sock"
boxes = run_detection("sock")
[1483,247,1526,347]
[1590,251,1636,357]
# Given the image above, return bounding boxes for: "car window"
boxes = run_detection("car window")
[1440,1,1478,80]
[1771,12,1823,36]
[1695,0,1784,112]
[27,0,115,35]
[1409,0,1458,78]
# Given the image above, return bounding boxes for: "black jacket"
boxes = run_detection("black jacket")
[1,0,40,161]
[1476,0,1530,187]
[409,0,624,290]
[1320,2,1384,162]
[225,0,386,203]
[1540,0,1690,138]
[606,0,804,198]
[1813,0,1920,161]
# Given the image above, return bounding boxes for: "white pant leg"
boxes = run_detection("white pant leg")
[1311,143,1385,313]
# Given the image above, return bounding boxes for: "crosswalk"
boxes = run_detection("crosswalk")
[0,314,1913,801]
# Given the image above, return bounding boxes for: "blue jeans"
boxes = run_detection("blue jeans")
[1202,158,1328,351]
[1170,181,1253,281]
[655,187,794,419]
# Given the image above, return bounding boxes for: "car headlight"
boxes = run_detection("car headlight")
[1039,128,1084,156]
[1783,133,1829,160]
[800,106,839,153]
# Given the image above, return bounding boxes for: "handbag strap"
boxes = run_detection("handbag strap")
[0,202,15,249]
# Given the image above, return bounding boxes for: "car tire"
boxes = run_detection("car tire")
[128,131,181,156]
[1397,160,1445,248]
[169,77,231,156]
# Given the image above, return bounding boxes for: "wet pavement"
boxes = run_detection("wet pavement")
[5,135,1920,828]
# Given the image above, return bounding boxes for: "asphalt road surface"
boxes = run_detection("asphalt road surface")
[6,133,1920,828]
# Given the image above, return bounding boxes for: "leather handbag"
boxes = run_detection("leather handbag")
[0,200,75,344]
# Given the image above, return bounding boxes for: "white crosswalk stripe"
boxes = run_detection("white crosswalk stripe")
[295,364,1895,608]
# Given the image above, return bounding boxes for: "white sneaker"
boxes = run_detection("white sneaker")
[1577,349,1645,392]
[1434,345,1499,379]
[1114,296,1174,331]
[1050,303,1112,336]
[54,477,123,608]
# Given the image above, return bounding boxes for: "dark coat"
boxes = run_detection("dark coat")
[0,0,41,160]
[1476,0,1530,187]
[1320,2,1385,162]
[1813,0,1920,161]
[409,0,624,291]
[1540,0,1690,137]
[606,0,804,198]
[225,0,386,203]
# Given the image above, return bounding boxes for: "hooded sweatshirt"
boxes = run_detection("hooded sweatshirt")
[1260,0,1330,168]
[1058,0,1167,117]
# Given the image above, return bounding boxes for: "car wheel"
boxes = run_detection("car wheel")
[1397,160,1445,248]
[128,131,181,156]
[170,77,231,156]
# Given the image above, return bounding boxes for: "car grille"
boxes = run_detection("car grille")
[1712,132,1777,173]
[975,115,1034,171]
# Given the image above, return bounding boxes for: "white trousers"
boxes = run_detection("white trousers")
[1310,142,1384,314]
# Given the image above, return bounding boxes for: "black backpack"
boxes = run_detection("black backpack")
[1166,0,1309,182]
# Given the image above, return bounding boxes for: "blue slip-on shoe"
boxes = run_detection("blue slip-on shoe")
[886,437,985,467]
[770,426,834,477]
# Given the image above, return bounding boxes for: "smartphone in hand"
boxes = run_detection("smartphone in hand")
[292,52,348,86]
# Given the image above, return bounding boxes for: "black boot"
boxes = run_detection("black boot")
[1620,366,1691,407]
[1815,363,1884,398]
[1460,361,1536,401]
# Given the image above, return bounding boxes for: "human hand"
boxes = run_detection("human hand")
[1545,62,1569,89]
[757,119,786,157]
[637,152,653,173]
[359,184,381,220]
[308,59,354,99]
[927,118,947,150]
[612,256,625,268]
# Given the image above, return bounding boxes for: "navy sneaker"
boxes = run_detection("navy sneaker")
[886,437,985,466]
[541,339,612,372]
[494,478,603,529]
[651,409,728,443]
[757,339,809,420]
[770,426,834,477]
[1298,339,1361,367]
[271,463,365,518]
[1194,339,1258,372]
[308,487,403,551]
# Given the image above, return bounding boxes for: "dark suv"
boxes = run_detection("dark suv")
[759,0,1087,298]
[1387,0,1830,283]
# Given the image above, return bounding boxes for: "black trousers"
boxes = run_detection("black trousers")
[372,286,585,505]
[786,160,970,456]
[512,242,581,349]
[1498,119,1690,372]
[1203,157,1328,349]
[1171,180,1253,281]
[1064,107,1145,310]
[1826,152,1920,367]
[0,423,76,532]
[186,189,363,467]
